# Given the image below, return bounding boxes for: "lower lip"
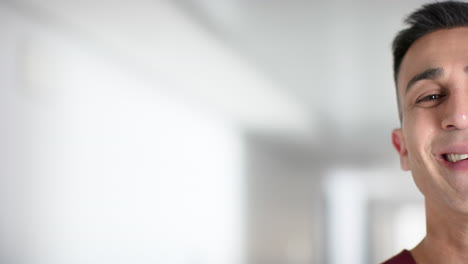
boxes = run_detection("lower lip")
[441,156,468,171]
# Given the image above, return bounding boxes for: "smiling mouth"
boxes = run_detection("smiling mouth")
[444,154,468,162]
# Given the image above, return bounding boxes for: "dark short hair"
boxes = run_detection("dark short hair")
[392,1,468,120]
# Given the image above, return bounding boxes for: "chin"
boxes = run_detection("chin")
[442,195,468,215]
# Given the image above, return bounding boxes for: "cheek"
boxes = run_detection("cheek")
[404,119,436,166]
[404,103,441,129]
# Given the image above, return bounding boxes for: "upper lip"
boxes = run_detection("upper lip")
[436,143,468,158]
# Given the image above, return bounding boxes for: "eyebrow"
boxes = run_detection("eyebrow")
[405,67,443,93]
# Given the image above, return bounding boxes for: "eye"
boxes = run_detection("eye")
[415,94,446,106]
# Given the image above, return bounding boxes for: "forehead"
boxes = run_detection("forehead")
[397,27,468,92]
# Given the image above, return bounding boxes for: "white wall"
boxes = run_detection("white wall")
[0,4,250,264]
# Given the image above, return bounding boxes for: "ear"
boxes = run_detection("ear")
[392,128,410,171]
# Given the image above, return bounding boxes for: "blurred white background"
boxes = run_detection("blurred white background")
[0,0,431,263]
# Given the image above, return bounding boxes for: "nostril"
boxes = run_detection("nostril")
[441,116,468,130]
[444,124,456,130]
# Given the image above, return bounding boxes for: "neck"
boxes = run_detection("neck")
[412,199,468,264]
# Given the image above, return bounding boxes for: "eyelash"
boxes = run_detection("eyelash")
[416,94,446,104]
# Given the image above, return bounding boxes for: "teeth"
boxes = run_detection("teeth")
[446,154,468,162]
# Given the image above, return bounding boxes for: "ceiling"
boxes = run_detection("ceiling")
[173,0,432,163]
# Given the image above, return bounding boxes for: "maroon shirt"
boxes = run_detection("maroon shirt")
[382,250,416,264]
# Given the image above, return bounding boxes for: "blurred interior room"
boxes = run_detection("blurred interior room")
[0,0,431,263]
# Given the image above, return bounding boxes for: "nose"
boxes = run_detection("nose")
[441,92,468,130]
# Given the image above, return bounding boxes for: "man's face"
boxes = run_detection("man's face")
[393,27,468,213]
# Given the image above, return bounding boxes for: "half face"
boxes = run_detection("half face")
[393,27,468,213]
